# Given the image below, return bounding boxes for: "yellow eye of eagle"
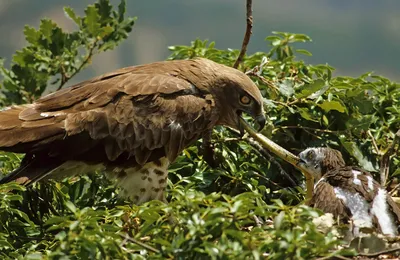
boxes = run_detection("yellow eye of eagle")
[240,95,251,105]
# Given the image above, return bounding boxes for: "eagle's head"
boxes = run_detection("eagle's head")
[187,58,266,134]
[298,147,346,180]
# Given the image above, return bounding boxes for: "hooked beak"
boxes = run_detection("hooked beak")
[297,157,306,166]
[255,114,266,132]
[236,112,266,136]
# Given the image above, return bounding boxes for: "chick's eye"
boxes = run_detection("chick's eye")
[240,95,251,105]
[306,150,314,159]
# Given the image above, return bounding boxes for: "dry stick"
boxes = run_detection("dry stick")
[57,41,98,91]
[233,0,253,69]
[389,182,400,196]
[367,130,380,156]
[202,0,253,165]
[357,246,400,258]
[119,234,160,254]
[380,129,400,187]
[225,127,297,187]
[243,135,298,187]
[240,118,315,200]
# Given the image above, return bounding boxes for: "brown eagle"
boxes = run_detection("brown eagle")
[298,147,400,236]
[0,58,265,204]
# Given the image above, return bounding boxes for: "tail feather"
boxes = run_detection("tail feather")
[0,154,64,186]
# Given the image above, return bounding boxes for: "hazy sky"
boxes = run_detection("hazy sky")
[0,0,399,82]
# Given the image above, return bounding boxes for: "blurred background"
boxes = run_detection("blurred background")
[0,0,399,83]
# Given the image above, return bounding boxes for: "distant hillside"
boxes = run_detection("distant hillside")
[0,0,399,82]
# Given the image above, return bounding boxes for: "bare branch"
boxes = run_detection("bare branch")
[276,125,343,134]
[233,0,253,69]
[357,246,400,257]
[57,41,98,91]
[119,234,160,254]
[367,130,380,156]
[245,136,298,187]
[380,129,400,186]
[240,118,316,200]
[225,127,298,187]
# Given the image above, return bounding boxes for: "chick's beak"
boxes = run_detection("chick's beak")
[297,157,306,166]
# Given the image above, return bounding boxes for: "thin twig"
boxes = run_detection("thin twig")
[246,136,298,187]
[57,41,98,90]
[253,214,264,227]
[247,71,279,91]
[316,254,353,260]
[380,130,400,186]
[367,130,380,156]
[389,182,400,196]
[239,118,315,200]
[119,234,160,254]
[226,127,298,187]
[275,125,342,134]
[358,246,400,257]
[233,0,253,69]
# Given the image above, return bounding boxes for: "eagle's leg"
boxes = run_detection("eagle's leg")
[111,157,170,205]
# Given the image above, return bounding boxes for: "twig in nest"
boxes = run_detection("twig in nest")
[367,130,380,156]
[389,182,400,196]
[226,127,298,187]
[119,234,160,254]
[233,0,253,69]
[380,130,400,187]
[239,118,315,200]
[246,136,298,187]
[357,246,400,257]
[316,254,353,260]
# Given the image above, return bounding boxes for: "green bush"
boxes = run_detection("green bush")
[1,0,399,259]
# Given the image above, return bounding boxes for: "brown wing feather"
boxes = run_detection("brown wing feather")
[310,181,351,221]
[0,65,207,149]
[323,167,378,202]
[0,62,219,184]
[64,91,217,164]
[322,166,400,233]
[386,196,400,229]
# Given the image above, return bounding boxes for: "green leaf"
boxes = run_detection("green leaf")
[274,211,285,230]
[295,49,312,56]
[318,100,347,113]
[24,26,40,44]
[340,139,378,172]
[346,115,378,134]
[296,79,325,99]
[40,19,56,43]
[117,0,127,22]
[84,5,101,36]
[65,201,77,214]
[296,107,319,122]
[278,80,294,97]
[64,6,81,25]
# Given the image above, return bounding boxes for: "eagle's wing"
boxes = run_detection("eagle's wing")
[310,181,351,221]
[385,196,400,231]
[324,167,400,235]
[0,69,218,184]
[323,167,378,202]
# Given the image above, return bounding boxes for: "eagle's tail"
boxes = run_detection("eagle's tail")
[0,153,64,186]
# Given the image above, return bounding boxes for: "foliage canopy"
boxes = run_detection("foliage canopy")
[0,0,399,259]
